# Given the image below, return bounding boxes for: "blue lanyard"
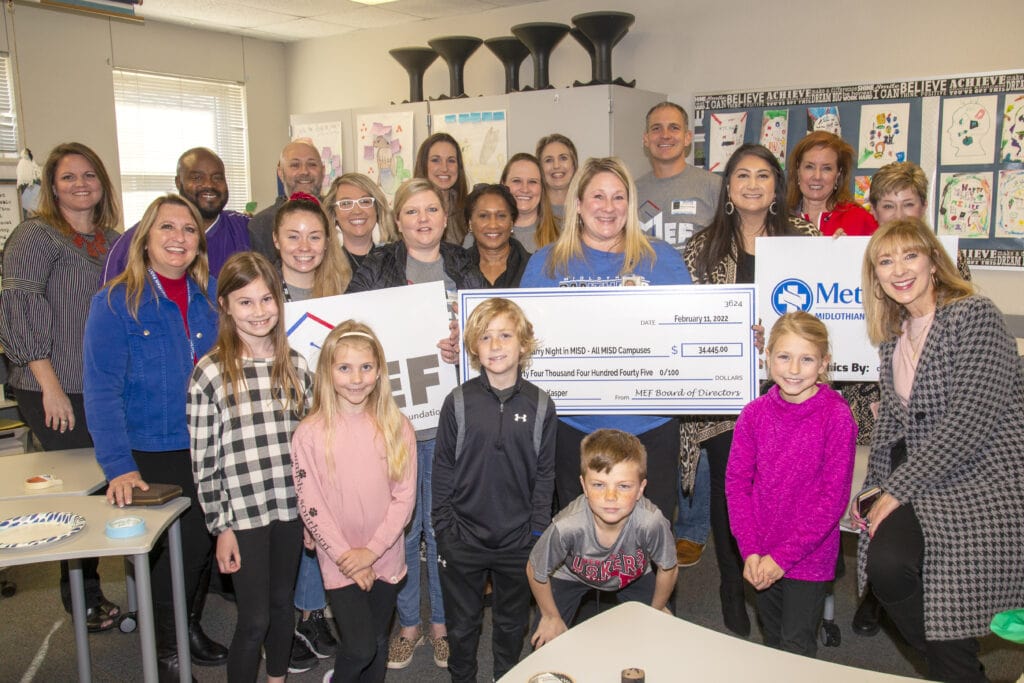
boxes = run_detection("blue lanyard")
[147,268,198,365]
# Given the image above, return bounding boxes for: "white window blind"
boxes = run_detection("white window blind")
[112,69,250,225]
[0,55,20,156]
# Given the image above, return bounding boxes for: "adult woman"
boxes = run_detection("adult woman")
[500,153,560,252]
[0,142,121,631]
[536,133,578,220]
[414,133,469,246]
[520,156,691,524]
[323,172,395,271]
[84,194,221,682]
[682,143,817,636]
[857,218,1023,682]
[464,184,530,288]
[347,178,484,671]
[274,192,352,301]
[787,131,877,236]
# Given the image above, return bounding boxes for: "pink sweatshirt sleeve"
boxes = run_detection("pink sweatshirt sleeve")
[365,419,418,560]
[726,405,761,560]
[292,421,351,564]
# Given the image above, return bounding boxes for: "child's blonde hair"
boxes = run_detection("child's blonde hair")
[462,298,538,372]
[307,320,409,481]
[767,311,831,385]
[580,429,647,479]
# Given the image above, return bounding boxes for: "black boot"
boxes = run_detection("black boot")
[157,609,198,683]
[189,559,228,666]
[851,590,883,636]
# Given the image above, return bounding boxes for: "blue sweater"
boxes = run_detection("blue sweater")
[84,277,218,480]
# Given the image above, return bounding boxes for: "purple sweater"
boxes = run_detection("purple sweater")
[726,384,856,581]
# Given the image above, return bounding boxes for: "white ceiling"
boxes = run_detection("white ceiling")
[137,0,544,42]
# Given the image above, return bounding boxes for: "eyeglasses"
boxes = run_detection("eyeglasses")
[333,197,376,211]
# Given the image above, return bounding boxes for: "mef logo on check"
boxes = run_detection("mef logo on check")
[771,278,863,315]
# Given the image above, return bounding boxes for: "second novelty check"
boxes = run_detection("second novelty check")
[459,285,758,415]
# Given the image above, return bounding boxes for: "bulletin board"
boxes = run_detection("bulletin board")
[694,70,1024,269]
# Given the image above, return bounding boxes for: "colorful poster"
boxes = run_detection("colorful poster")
[940,96,998,165]
[937,172,993,238]
[999,93,1024,162]
[996,170,1024,237]
[857,103,909,168]
[708,111,747,172]
[854,175,873,212]
[759,109,789,168]
[431,110,507,186]
[290,120,343,194]
[355,111,415,201]
[807,107,841,135]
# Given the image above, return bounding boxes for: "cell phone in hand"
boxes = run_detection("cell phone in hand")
[855,486,882,518]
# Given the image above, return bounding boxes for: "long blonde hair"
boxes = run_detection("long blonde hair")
[500,153,561,249]
[307,321,410,481]
[767,312,831,384]
[862,218,974,345]
[544,157,655,279]
[105,194,211,320]
[210,252,307,415]
[273,195,352,297]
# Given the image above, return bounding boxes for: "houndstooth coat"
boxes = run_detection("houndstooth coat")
[856,295,1024,640]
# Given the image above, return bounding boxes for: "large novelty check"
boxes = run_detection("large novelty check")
[459,285,758,415]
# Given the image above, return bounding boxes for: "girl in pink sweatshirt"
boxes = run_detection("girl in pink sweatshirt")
[726,311,856,658]
[291,321,417,682]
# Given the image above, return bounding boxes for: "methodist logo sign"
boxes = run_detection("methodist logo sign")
[771,278,813,314]
[771,278,863,316]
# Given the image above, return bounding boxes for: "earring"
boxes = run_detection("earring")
[768,201,778,216]
[725,200,735,215]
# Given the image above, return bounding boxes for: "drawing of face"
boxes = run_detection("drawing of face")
[939,175,990,236]
[946,102,991,154]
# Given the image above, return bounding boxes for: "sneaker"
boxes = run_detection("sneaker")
[297,609,338,659]
[288,634,317,673]
[430,635,449,668]
[322,669,334,683]
[386,634,424,670]
[675,539,705,568]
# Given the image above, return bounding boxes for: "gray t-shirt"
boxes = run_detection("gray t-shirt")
[635,165,722,256]
[512,221,538,253]
[406,254,457,313]
[529,494,676,591]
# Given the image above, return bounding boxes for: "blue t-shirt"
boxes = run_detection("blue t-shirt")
[520,239,691,434]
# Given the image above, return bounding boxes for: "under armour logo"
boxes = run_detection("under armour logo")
[514,413,527,422]
[437,554,447,568]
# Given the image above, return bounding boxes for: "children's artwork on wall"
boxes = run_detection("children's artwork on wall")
[996,170,1024,237]
[708,111,747,172]
[290,121,343,194]
[940,96,998,165]
[854,175,873,212]
[807,107,841,135]
[356,111,414,201]
[999,93,1024,162]
[431,110,508,186]
[937,172,993,238]
[759,109,789,168]
[857,103,909,168]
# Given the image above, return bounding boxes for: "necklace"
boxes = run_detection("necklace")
[72,229,108,259]
[905,315,934,361]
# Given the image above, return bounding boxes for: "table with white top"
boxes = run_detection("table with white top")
[0,447,105,500]
[0,494,191,683]
[500,601,918,682]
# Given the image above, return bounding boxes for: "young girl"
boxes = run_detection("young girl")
[188,252,313,682]
[725,311,856,658]
[291,321,417,683]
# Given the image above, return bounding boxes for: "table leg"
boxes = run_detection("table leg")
[68,558,92,683]
[168,519,192,683]
[132,553,158,683]
[124,557,138,613]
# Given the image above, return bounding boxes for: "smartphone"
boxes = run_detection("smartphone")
[855,486,882,518]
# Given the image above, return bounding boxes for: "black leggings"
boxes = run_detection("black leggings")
[706,430,744,593]
[228,520,303,681]
[327,579,401,682]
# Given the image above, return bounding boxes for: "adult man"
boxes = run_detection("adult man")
[635,102,722,570]
[248,139,325,264]
[101,147,250,283]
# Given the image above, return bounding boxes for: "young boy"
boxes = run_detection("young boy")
[528,429,679,647]
[432,297,557,683]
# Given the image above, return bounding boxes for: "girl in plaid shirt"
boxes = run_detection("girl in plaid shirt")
[292,321,417,683]
[188,252,312,683]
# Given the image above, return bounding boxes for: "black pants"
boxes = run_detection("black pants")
[228,520,302,681]
[866,503,987,682]
[437,531,532,682]
[755,577,828,658]
[705,430,744,594]
[13,387,104,611]
[545,571,657,627]
[326,579,401,682]
[553,419,679,521]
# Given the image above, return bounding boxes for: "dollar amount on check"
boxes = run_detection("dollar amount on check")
[459,284,758,415]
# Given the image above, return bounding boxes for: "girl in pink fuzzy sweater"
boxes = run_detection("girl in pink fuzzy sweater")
[726,312,856,658]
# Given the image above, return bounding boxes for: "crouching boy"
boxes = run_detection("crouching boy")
[527,428,678,647]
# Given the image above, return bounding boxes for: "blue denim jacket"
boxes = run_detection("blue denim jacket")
[84,277,218,480]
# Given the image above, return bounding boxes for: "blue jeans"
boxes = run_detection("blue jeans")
[674,447,710,544]
[395,439,445,627]
[293,551,326,612]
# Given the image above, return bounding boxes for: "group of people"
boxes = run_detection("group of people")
[0,98,1020,683]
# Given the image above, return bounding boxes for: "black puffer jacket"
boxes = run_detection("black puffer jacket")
[346,241,485,292]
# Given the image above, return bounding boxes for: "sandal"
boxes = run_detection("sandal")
[96,597,121,620]
[85,605,116,632]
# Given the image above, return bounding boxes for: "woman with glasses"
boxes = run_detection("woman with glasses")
[323,173,396,272]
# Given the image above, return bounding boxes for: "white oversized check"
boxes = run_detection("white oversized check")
[459,285,758,415]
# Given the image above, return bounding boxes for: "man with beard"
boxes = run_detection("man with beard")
[248,139,325,264]
[101,147,251,282]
